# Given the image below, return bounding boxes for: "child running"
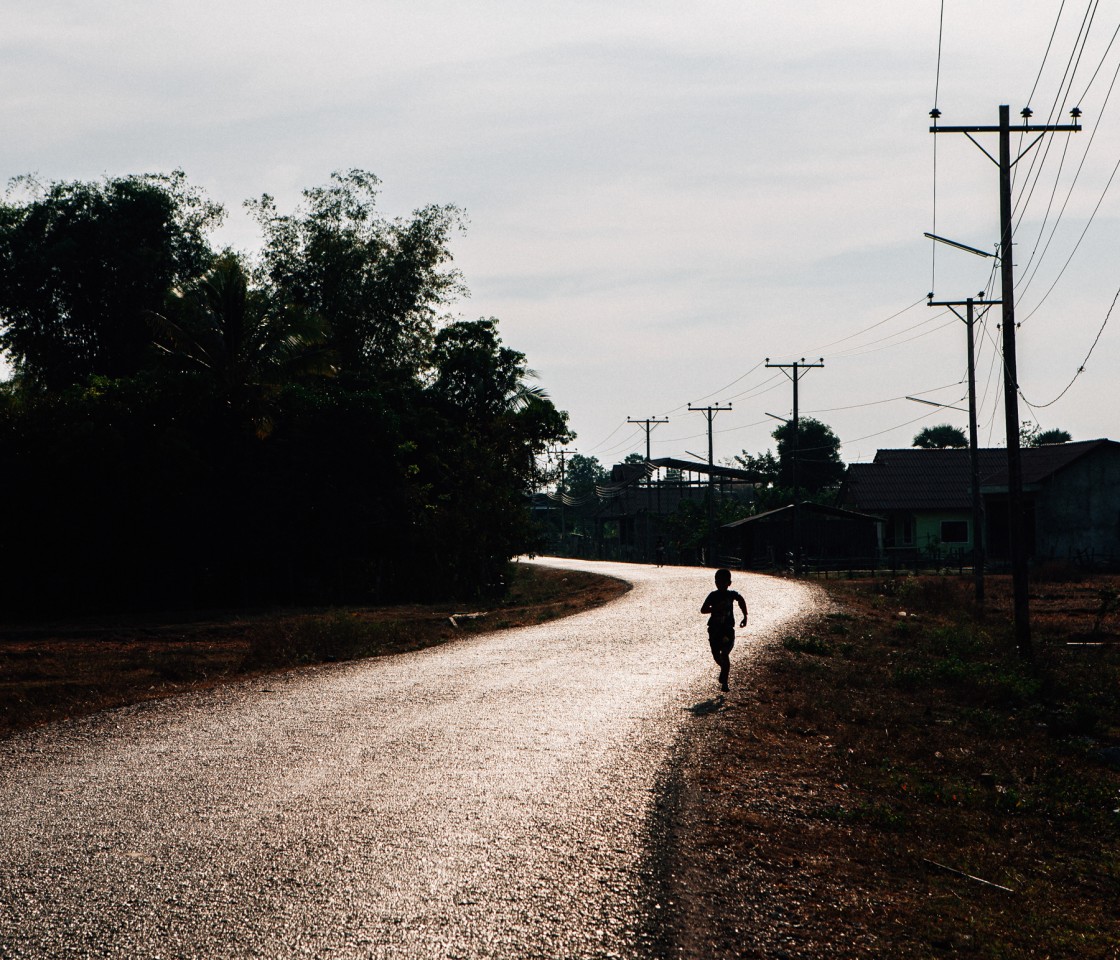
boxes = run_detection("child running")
[701,568,749,691]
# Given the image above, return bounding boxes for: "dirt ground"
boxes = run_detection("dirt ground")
[662,572,1120,959]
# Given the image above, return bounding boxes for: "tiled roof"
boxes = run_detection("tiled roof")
[843,439,1118,511]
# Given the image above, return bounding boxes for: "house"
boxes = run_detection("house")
[842,439,1120,566]
[722,502,882,568]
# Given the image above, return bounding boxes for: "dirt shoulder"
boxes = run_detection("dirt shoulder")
[661,573,1120,959]
[0,562,629,740]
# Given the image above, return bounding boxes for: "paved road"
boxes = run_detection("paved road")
[0,559,817,959]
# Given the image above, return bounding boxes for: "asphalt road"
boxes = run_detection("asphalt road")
[0,559,818,959]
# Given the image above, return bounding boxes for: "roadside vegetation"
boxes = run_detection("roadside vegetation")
[669,569,1120,959]
[0,170,571,618]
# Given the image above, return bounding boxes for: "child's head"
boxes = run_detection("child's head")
[714,568,732,589]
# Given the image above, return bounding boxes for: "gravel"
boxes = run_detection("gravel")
[0,559,816,959]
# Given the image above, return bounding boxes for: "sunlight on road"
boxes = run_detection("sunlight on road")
[0,559,817,959]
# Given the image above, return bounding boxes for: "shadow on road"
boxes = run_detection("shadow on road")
[685,695,725,716]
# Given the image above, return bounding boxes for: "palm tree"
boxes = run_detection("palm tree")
[152,253,333,437]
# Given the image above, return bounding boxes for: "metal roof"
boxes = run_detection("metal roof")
[843,439,1118,511]
[722,501,883,529]
[648,457,756,481]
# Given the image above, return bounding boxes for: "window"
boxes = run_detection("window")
[941,520,969,544]
[888,513,915,547]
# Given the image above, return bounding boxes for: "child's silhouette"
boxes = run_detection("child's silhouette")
[700,568,748,691]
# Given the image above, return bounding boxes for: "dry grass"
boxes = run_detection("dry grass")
[0,563,629,739]
[665,571,1120,959]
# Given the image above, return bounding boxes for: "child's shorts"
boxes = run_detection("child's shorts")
[708,628,735,657]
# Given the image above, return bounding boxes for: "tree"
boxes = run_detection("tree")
[732,449,780,485]
[0,172,221,390]
[913,424,968,448]
[772,417,844,495]
[0,168,572,613]
[1035,428,1072,445]
[249,170,466,382]
[423,317,570,595]
[428,318,549,420]
[565,454,607,501]
[1021,421,1072,447]
[152,252,333,437]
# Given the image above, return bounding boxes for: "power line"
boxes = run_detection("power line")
[807,296,927,353]
[1028,0,1070,108]
[1013,0,1097,210]
[1077,19,1120,103]
[1019,146,1120,322]
[828,315,957,359]
[1016,51,1120,310]
[1020,283,1118,408]
[805,380,965,415]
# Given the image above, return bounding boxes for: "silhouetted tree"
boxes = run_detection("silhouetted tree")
[1021,421,1072,447]
[152,252,333,437]
[0,172,220,390]
[772,417,844,494]
[913,424,968,448]
[732,449,780,484]
[0,169,570,614]
[249,170,465,382]
[565,454,608,501]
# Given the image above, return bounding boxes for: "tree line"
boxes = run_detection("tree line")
[0,170,571,614]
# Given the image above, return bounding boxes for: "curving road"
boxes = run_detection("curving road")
[0,559,817,959]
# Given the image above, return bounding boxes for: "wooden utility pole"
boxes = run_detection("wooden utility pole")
[931,104,1081,658]
[765,358,824,574]
[547,448,577,552]
[688,404,732,566]
[927,294,999,604]
[627,418,668,559]
[627,417,669,460]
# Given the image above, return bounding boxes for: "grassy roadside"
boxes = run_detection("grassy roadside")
[667,572,1120,959]
[0,562,629,739]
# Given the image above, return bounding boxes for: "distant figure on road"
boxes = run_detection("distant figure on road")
[655,537,666,567]
[700,568,748,692]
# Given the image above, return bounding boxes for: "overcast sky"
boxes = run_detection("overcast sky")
[4,1,1119,467]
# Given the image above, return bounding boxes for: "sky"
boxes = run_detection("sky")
[3,0,1120,468]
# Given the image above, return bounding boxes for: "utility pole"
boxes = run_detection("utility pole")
[628,417,669,562]
[927,294,999,604]
[547,448,577,554]
[627,416,670,460]
[765,358,824,575]
[931,104,1081,658]
[688,404,732,566]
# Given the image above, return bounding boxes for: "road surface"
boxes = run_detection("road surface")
[0,559,818,959]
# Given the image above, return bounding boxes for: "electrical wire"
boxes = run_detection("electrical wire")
[838,403,961,450]
[1013,0,1097,208]
[806,296,929,354]
[1019,283,1118,408]
[584,420,627,453]
[1016,49,1120,311]
[1023,15,1120,285]
[828,316,958,359]
[805,380,965,416]
[1028,0,1070,108]
[1077,19,1120,103]
[1019,148,1120,323]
